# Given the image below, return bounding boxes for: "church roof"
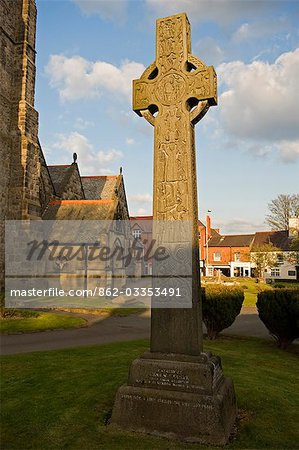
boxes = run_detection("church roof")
[48,164,85,199]
[48,165,72,194]
[42,199,116,221]
[42,164,128,222]
[81,176,119,200]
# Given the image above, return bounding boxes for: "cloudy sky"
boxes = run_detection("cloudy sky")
[35,0,299,233]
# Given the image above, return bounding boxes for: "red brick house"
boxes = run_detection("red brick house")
[130,215,298,280]
[198,215,220,275]
[202,217,298,279]
[206,234,254,277]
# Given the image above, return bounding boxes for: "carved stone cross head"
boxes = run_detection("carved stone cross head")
[133,12,217,126]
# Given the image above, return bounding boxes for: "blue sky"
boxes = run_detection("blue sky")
[35,0,299,233]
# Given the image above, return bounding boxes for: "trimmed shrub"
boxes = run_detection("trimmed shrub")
[202,285,244,339]
[257,289,299,348]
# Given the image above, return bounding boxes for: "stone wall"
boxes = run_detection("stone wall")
[39,147,56,213]
[0,0,40,290]
[0,0,21,220]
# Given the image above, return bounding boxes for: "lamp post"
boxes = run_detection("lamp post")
[205,209,211,276]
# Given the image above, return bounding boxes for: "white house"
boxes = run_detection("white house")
[251,223,298,281]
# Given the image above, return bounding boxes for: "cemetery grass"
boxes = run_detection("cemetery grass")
[202,278,272,307]
[239,279,299,307]
[0,312,87,334]
[235,279,271,307]
[56,307,146,317]
[1,337,298,449]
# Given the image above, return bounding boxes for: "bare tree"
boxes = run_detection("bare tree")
[266,194,299,230]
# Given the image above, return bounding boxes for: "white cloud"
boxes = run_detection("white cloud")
[232,17,290,43]
[136,207,151,215]
[232,23,251,42]
[195,37,224,66]
[217,48,299,161]
[246,142,273,158]
[277,140,299,163]
[214,218,268,235]
[75,117,95,130]
[53,131,92,155]
[145,0,277,26]
[97,149,123,164]
[129,193,153,203]
[126,138,135,145]
[72,0,128,23]
[96,168,115,175]
[129,193,153,216]
[130,207,152,216]
[45,55,145,101]
[50,131,123,175]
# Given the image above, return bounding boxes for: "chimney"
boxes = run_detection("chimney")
[206,214,211,241]
[289,217,299,238]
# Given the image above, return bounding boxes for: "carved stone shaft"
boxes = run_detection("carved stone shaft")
[133,13,217,355]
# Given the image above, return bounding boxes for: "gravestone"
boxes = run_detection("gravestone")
[111,13,237,444]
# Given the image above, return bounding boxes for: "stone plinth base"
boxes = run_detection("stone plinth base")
[111,352,237,445]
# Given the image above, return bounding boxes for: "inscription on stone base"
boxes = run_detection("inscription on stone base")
[128,355,224,394]
[111,377,236,445]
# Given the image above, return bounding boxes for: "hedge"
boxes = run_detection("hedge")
[202,284,244,339]
[257,288,299,348]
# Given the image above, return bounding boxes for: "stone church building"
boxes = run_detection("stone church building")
[0,0,129,289]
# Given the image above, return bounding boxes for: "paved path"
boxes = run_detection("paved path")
[1,309,272,355]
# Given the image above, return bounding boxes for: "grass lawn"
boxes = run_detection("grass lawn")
[60,306,147,317]
[203,278,299,307]
[0,312,87,334]
[237,279,299,307]
[102,307,147,317]
[202,278,273,307]
[233,279,272,307]
[1,337,298,449]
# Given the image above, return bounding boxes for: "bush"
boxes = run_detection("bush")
[202,285,244,339]
[257,289,299,349]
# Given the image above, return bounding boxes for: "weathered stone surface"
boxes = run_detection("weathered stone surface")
[0,0,41,289]
[128,352,224,394]
[133,12,217,356]
[111,12,236,444]
[112,353,236,445]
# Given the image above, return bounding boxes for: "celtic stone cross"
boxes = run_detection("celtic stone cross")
[133,12,217,355]
[112,14,237,444]
[134,12,217,220]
